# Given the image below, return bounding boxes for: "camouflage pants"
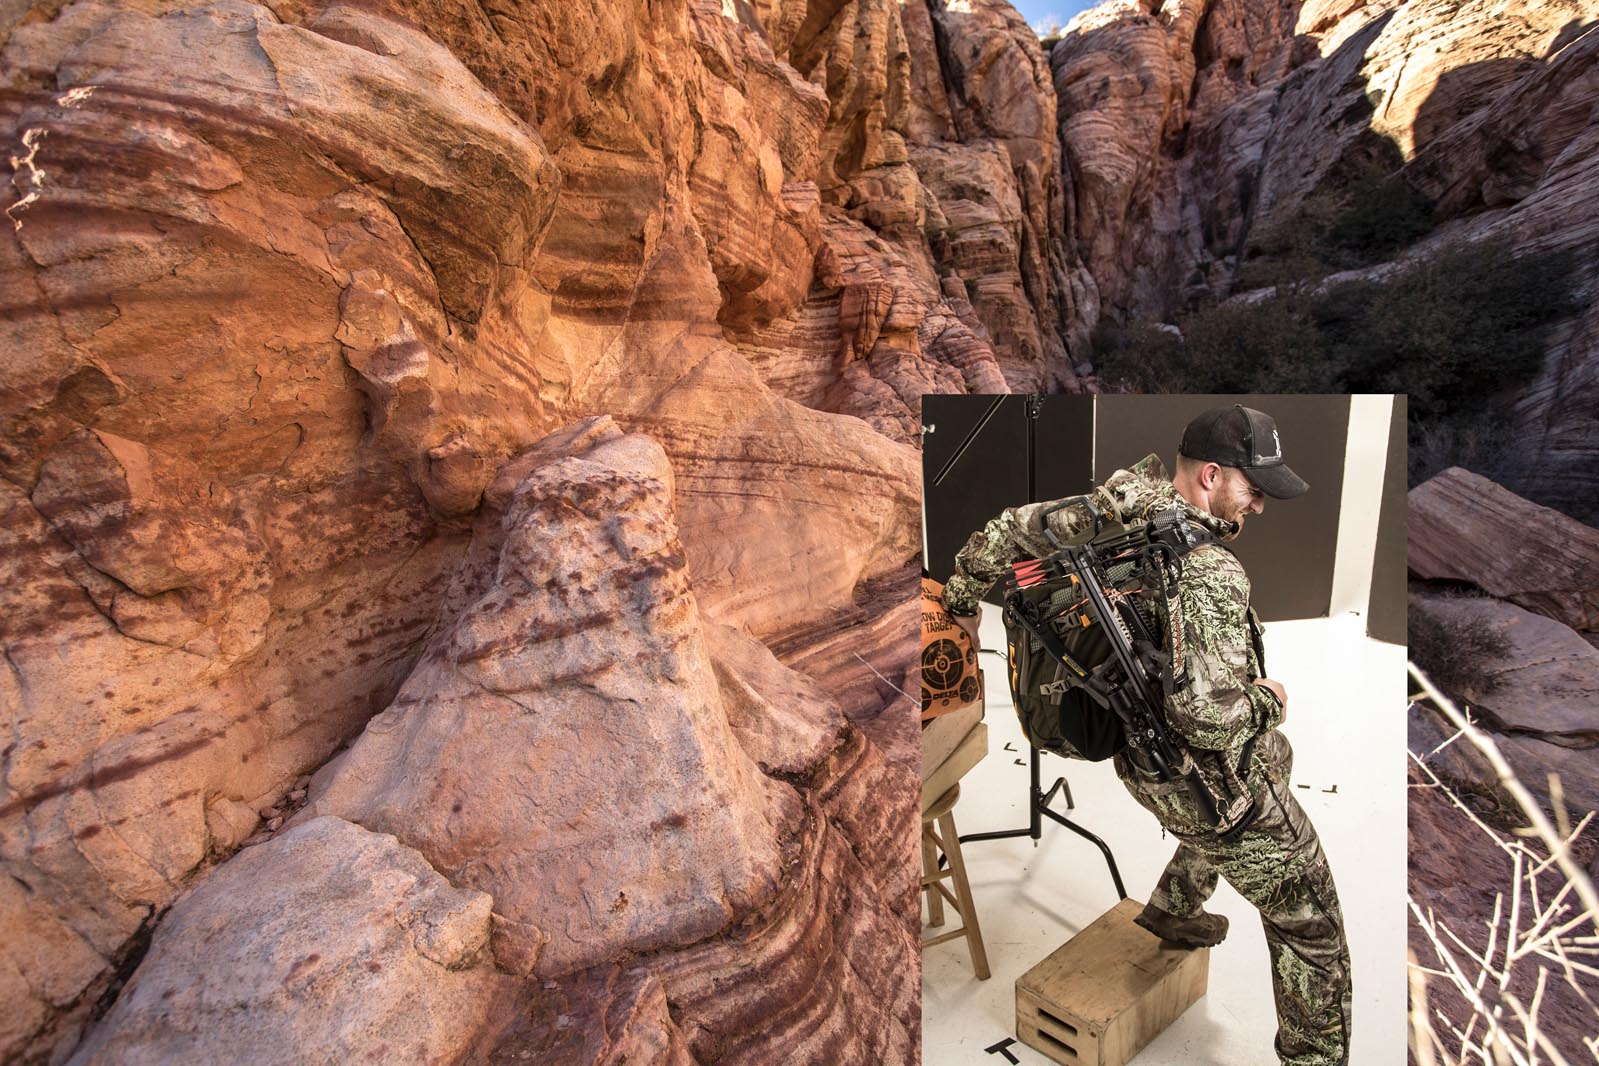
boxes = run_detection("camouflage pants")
[1116,730,1352,1066]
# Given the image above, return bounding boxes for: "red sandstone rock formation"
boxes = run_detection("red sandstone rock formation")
[1049,0,1593,318]
[1047,0,1599,497]
[1,0,1078,1059]
[1407,466,1592,808]
[1407,466,1599,1057]
[1407,468,1599,820]
[301,421,807,979]
[68,815,513,1065]
[1409,467,1599,633]
[1410,591,1599,816]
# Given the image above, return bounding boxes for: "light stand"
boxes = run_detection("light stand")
[933,395,1127,901]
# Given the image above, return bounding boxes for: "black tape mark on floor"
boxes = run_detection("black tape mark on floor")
[984,1037,1020,1064]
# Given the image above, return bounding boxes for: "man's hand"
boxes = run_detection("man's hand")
[951,608,981,651]
[1254,677,1286,722]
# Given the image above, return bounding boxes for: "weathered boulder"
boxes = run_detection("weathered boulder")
[301,420,795,977]
[68,816,508,1065]
[1409,468,1599,633]
[1410,591,1599,741]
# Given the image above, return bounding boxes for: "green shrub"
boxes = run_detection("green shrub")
[1409,594,1504,702]
[1089,320,1183,391]
[1233,170,1434,290]
[1326,174,1434,258]
[1091,238,1579,489]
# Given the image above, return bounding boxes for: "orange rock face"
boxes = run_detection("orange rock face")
[0,0,1080,1060]
[302,421,803,978]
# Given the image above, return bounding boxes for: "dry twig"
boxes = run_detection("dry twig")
[1408,663,1599,1065]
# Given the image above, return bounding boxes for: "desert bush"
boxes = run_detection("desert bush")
[1234,170,1433,290]
[1091,238,1579,488]
[1325,173,1434,259]
[1408,596,1503,703]
[1089,319,1184,391]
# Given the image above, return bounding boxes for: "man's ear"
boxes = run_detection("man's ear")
[1200,462,1224,490]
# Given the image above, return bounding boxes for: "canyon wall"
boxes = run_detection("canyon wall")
[1048,0,1599,510]
[0,0,1077,1060]
[9,0,1598,1059]
[1045,3,1599,1055]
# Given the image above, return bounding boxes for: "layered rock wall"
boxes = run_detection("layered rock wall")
[1406,465,1599,1056]
[1048,0,1599,502]
[1408,467,1599,817]
[0,0,1082,1060]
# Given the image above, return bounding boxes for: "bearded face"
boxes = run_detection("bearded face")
[1214,467,1265,533]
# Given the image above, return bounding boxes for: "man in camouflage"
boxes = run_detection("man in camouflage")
[941,405,1351,1066]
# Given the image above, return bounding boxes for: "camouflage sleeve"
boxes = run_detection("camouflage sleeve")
[941,491,1109,615]
[1164,547,1279,763]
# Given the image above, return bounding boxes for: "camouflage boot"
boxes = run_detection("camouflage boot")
[1138,839,1229,947]
[1134,901,1229,948]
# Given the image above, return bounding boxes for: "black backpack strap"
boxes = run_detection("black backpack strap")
[1004,599,1089,686]
[1246,608,1267,679]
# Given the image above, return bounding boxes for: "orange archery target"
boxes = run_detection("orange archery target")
[921,577,982,721]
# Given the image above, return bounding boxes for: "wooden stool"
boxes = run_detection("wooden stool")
[1016,898,1209,1066]
[921,783,990,979]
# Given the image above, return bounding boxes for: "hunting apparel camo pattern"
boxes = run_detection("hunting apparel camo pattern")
[943,453,1351,1066]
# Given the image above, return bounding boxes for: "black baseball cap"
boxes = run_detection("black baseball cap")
[1179,405,1309,499]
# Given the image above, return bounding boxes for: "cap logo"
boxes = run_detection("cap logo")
[1258,427,1281,464]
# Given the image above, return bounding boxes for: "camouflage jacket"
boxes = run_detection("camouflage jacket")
[943,455,1282,796]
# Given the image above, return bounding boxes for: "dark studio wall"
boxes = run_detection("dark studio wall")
[921,395,1092,605]
[1095,395,1350,622]
[923,394,1375,624]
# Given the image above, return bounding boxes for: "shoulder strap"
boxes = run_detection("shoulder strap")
[1246,608,1267,678]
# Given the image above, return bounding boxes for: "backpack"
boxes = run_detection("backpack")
[1000,499,1222,765]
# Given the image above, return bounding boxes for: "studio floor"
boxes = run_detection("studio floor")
[922,610,1408,1066]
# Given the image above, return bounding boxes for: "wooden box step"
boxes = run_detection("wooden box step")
[1015,898,1209,1066]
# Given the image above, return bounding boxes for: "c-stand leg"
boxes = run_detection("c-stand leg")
[958,745,1127,901]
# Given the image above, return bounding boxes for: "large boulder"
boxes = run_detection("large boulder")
[1410,591,1599,739]
[1407,596,1599,821]
[300,419,795,977]
[1409,468,1599,632]
[68,816,508,1065]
